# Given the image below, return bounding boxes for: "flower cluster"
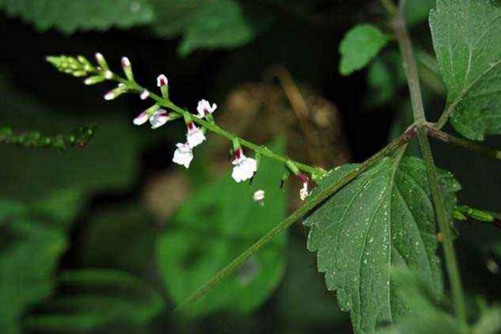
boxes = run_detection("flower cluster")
[48,53,319,201]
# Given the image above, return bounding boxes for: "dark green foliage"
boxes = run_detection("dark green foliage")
[304,157,460,333]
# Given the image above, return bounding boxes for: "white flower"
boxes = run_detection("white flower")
[253,190,265,205]
[196,99,217,118]
[157,74,168,87]
[150,110,170,129]
[133,111,150,125]
[186,123,206,148]
[172,143,194,168]
[300,182,309,201]
[232,150,257,183]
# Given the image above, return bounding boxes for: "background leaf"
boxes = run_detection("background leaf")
[178,0,271,56]
[339,24,390,76]
[24,269,164,333]
[303,156,460,334]
[430,0,501,140]
[158,141,287,316]
[0,200,67,334]
[0,0,154,34]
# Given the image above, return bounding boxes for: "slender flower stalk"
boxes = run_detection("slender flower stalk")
[46,54,325,179]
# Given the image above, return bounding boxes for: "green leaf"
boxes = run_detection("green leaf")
[0,200,67,334]
[303,157,460,334]
[150,0,205,38]
[430,0,501,140]
[178,0,266,56]
[367,58,396,107]
[158,141,287,316]
[339,24,390,76]
[376,268,461,334]
[0,0,154,34]
[24,269,163,332]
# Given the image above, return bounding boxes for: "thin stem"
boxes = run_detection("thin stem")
[417,128,468,328]
[175,127,417,311]
[392,15,426,123]
[115,77,326,178]
[427,126,501,161]
[392,4,468,329]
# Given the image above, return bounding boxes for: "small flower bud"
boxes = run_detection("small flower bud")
[84,75,106,85]
[157,74,169,100]
[121,56,134,81]
[253,190,265,205]
[104,85,127,101]
[104,70,113,80]
[95,52,109,70]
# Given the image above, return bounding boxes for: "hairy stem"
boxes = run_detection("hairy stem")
[175,127,417,311]
[427,126,501,161]
[391,3,468,329]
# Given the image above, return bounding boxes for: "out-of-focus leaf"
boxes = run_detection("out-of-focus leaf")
[304,157,460,334]
[405,0,436,27]
[277,235,347,327]
[158,141,287,316]
[367,58,395,107]
[0,71,140,202]
[339,24,390,76]
[430,0,501,140]
[0,200,67,334]
[0,0,154,34]
[179,0,269,56]
[24,269,164,332]
[150,0,205,38]
[76,204,156,277]
[472,305,501,334]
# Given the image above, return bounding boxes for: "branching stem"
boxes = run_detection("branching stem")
[390,1,468,330]
[175,126,417,311]
[427,126,501,161]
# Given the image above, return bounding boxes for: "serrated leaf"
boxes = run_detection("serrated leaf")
[0,0,154,34]
[158,141,287,316]
[430,0,501,140]
[303,157,460,334]
[178,0,267,56]
[339,24,390,76]
[0,200,67,334]
[24,269,163,332]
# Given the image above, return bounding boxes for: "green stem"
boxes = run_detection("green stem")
[116,78,326,178]
[175,127,416,311]
[391,4,468,330]
[427,126,501,161]
[417,128,468,328]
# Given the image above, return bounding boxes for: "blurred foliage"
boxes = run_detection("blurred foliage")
[159,141,287,316]
[0,0,154,34]
[0,199,67,334]
[24,269,164,333]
